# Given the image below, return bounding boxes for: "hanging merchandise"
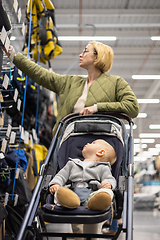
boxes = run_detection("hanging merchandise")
[31,143,48,175]
[6,168,32,206]
[0,0,12,72]
[23,0,63,64]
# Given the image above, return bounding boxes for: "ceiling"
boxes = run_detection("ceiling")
[2,0,160,165]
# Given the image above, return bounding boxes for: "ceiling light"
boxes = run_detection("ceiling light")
[141,139,155,143]
[148,148,160,155]
[137,99,160,104]
[10,36,16,41]
[155,144,160,148]
[132,75,160,80]
[58,36,117,41]
[137,113,147,118]
[149,124,160,129]
[134,139,155,143]
[139,133,160,138]
[151,36,160,41]
[134,144,147,149]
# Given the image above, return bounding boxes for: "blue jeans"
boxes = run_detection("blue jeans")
[109,219,118,231]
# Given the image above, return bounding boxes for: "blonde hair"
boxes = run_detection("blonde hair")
[90,41,114,73]
[101,141,117,165]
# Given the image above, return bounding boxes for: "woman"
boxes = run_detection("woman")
[4,41,139,136]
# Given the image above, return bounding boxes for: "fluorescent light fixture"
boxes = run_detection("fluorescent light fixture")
[149,124,160,129]
[137,113,147,118]
[147,148,160,155]
[155,144,160,148]
[132,75,160,80]
[58,36,117,41]
[134,144,147,149]
[139,133,160,138]
[134,138,155,143]
[151,36,160,41]
[141,139,155,143]
[137,99,160,104]
[10,36,16,41]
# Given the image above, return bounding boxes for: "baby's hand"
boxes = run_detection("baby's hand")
[49,184,60,195]
[100,180,111,189]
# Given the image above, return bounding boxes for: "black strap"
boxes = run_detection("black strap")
[66,179,101,191]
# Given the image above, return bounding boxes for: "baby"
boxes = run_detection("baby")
[49,139,117,211]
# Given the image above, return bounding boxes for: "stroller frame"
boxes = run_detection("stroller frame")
[16,112,134,240]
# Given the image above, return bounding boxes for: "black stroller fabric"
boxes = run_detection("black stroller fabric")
[57,134,123,180]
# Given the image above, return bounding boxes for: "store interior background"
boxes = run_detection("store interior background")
[2,0,160,198]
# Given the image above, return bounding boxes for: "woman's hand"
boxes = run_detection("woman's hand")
[49,184,61,195]
[0,45,15,60]
[100,180,112,189]
[80,105,95,115]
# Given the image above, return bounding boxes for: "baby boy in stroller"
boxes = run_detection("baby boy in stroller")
[49,139,116,211]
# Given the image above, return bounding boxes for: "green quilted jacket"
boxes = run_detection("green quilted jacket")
[13,53,139,135]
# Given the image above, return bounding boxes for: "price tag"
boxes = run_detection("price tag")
[18,8,22,23]
[6,124,12,138]
[24,130,29,145]
[14,194,18,206]
[0,26,7,45]
[1,138,7,153]
[17,98,21,111]
[18,69,22,76]
[5,36,10,51]
[4,193,9,206]
[13,0,18,13]
[21,126,25,141]
[0,153,5,159]
[29,134,33,148]
[2,74,9,89]
[9,131,16,144]
[32,128,38,142]
[15,168,20,179]
[14,88,18,102]
[21,22,25,36]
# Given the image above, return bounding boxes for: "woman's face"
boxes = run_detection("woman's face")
[79,44,97,70]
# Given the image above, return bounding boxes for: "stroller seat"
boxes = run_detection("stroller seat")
[42,114,125,226]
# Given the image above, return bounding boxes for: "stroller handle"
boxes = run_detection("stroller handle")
[60,112,132,124]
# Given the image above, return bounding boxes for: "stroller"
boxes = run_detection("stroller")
[16,112,134,240]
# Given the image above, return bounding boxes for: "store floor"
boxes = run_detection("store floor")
[118,209,160,240]
[45,209,160,240]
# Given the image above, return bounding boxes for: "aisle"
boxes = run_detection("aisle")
[118,209,160,240]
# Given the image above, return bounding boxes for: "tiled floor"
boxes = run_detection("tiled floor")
[45,209,160,240]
